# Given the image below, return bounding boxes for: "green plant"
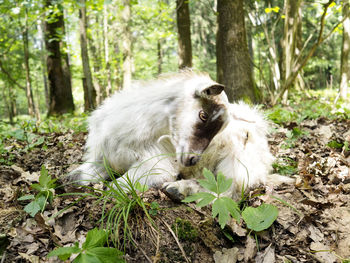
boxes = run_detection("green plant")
[171,217,198,241]
[272,157,298,176]
[18,165,56,217]
[148,201,160,216]
[182,168,240,229]
[48,228,124,262]
[282,127,307,149]
[183,168,279,232]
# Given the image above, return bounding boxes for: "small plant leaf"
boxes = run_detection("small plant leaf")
[134,181,149,192]
[39,165,50,187]
[242,204,278,232]
[83,228,108,250]
[88,247,124,263]
[48,243,80,260]
[23,200,41,217]
[221,196,240,222]
[217,172,233,194]
[196,193,216,208]
[212,198,230,229]
[182,192,215,206]
[198,168,218,193]
[18,194,35,201]
[73,252,102,263]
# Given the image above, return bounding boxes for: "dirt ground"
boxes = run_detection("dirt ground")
[1,117,350,262]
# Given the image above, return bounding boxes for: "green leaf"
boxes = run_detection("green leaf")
[36,194,47,211]
[198,168,218,193]
[217,172,233,194]
[73,252,102,263]
[39,165,50,187]
[18,194,35,201]
[47,243,80,260]
[83,228,108,250]
[212,198,230,229]
[196,193,216,208]
[88,247,124,263]
[202,168,217,186]
[182,192,215,205]
[242,204,278,232]
[221,197,240,222]
[31,183,43,192]
[23,200,41,217]
[134,181,149,192]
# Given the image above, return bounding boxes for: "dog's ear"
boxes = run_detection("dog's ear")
[201,84,225,96]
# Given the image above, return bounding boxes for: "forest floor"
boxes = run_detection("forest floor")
[1,103,350,262]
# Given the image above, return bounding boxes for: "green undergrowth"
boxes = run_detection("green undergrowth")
[266,90,350,125]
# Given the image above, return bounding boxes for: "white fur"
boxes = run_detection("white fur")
[70,72,293,199]
[70,72,229,188]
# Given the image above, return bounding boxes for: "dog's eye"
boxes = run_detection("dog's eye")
[199,110,208,122]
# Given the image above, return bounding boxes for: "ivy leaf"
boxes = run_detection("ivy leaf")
[48,243,80,260]
[242,204,278,232]
[88,247,124,263]
[212,198,230,229]
[83,228,108,250]
[182,192,215,207]
[23,200,41,217]
[217,172,233,194]
[221,196,240,222]
[198,168,217,193]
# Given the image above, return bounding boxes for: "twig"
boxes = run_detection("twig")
[160,218,190,263]
[1,251,6,263]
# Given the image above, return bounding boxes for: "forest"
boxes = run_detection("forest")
[0,0,350,262]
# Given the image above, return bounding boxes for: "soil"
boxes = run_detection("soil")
[0,117,350,263]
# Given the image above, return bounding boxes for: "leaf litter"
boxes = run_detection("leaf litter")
[0,117,349,262]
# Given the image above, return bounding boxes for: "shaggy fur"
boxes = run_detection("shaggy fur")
[70,72,229,188]
[70,72,293,200]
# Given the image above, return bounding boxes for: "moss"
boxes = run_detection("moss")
[171,217,198,241]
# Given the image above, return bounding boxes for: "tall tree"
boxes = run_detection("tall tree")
[176,0,192,69]
[79,0,96,111]
[103,3,112,97]
[216,0,257,103]
[121,0,132,90]
[281,0,302,102]
[44,0,74,116]
[340,0,350,99]
[22,6,36,117]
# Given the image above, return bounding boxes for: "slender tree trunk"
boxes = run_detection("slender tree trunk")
[281,0,302,102]
[22,7,36,117]
[157,39,162,74]
[44,0,75,116]
[89,15,103,105]
[103,3,112,97]
[79,0,96,111]
[38,21,49,109]
[61,9,74,109]
[340,0,350,99]
[3,85,15,124]
[121,0,132,90]
[176,0,192,69]
[216,0,257,103]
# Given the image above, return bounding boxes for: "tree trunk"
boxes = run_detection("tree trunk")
[22,7,36,117]
[38,21,49,109]
[61,9,74,110]
[79,0,96,111]
[121,0,132,90]
[281,0,302,102]
[44,0,75,116]
[216,0,257,103]
[176,0,192,69]
[157,39,162,74]
[103,3,112,97]
[340,0,350,99]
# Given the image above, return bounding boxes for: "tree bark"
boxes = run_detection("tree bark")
[22,6,36,117]
[340,0,350,99]
[216,0,257,103]
[121,0,132,90]
[38,21,49,109]
[79,0,96,111]
[176,0,192,69]
[103,3,112,97]
[281,0,302,102]
[157,39,162,74]
[44,0,75,116]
